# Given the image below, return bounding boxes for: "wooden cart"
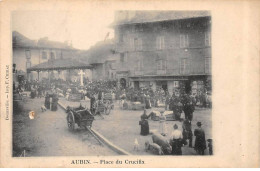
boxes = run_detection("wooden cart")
[66,104,94,131]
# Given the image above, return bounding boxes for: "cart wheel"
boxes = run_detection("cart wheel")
[67,111,75,131]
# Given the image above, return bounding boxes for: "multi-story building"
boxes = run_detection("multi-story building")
[12,31,78,80]
[113,11,211,95]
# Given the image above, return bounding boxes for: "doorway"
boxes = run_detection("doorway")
[134,81,140,90]
[184,80,192,94]
[120,78,127,89]
[156,81,168,92]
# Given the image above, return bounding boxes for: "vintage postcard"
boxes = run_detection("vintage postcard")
[0,0,259,168]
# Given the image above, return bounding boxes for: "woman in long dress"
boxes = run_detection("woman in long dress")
[51,94,59,111]
[44,93,50,109]
[139,110,149,136]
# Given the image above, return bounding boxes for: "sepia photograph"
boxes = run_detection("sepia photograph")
[12,10,212,157]
[0,0,259,168]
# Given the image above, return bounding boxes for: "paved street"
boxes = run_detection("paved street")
[13,97,117,157]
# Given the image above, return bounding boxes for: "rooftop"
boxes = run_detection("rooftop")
[113,11,210,26]
[27,58,92,71]
[13,31,76,50]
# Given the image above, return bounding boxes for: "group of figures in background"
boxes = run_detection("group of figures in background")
[14,77,212,156]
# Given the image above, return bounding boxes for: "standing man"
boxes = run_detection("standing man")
[170,124,183,155]
[182,94,195,121]
[182,119,193,147]
[171,94,182,121]
[194,122,206,155]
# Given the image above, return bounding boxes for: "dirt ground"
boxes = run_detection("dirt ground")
[60,98,212,155]
[12,96,117,157]
[13,95,212,157]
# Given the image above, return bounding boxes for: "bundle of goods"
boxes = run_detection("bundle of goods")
[164,110,175,121]
[149,111,160,121]
[130,101,145,110]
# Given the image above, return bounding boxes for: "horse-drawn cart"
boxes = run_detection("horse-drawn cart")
[66,104,94,131]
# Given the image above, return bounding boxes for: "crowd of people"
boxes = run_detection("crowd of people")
[14,77,212,155]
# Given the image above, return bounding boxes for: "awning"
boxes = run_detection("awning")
[27,58,93,72]
[129,74,210,81]
[129,75,189,81]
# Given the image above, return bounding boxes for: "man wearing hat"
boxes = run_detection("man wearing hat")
[182,119,193,147]
[170,124,183,155]
[194,122,206,155]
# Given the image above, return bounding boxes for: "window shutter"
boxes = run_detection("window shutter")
[138,39,142,50]
[186,35,189,47]
[162,60,166,69]
[162,36,165,49]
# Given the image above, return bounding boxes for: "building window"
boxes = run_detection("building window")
[180,58,189,74]
[134,38,138,50]
[205,31,211,46]
[136,56,143,71]
[156,36,165,50]
[173,81,179,87]
[120,53,127,63]
[205,57,211,74]
[131,25,136,33]
[42,51,47,59]
[130,37,134,50]
[130,37,142,51]
[137,39,142,51]
[123,35,127,43]
[50,52,55,60]
[180,34,189,48]
[119,33,124,43]
[120,53,125,62]
[25,49,31,59]
[157,59,166,70]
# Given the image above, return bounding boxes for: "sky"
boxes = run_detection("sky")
[12,10,115,50]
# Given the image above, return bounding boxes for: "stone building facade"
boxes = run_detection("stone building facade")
[113,11,212,96]
[13,31,78,81]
